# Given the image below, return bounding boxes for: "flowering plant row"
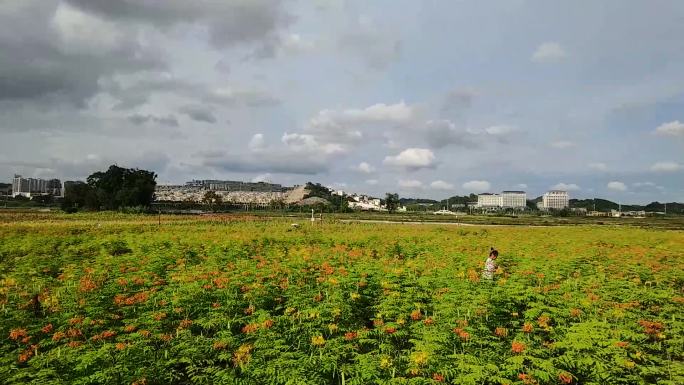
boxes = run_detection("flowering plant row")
[1,213,683,384]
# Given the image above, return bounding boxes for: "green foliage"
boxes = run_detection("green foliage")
[0,213,682,384]
[385,193,399,214]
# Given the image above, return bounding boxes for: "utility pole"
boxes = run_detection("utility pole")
[311,208,315,224]
[664,203,667,215]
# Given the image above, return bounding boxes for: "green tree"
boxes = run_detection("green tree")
[385,193,399,213]
[87,165,157,210]
[202,191,222,212]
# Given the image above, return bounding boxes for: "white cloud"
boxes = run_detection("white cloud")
[550,140,575,149]
[383,148,436,170]
[516,183,528,189]
[655,120,684,136]
[365,179,378,185]
[650,161,682,172]
[484,125,517,136]
[532,42,568,62]
[462,180,491,192]
[588,162,608,171]
[633,182,665,191]
[251,173,272,183]
[355,161,375,174]
[552,183,581,191]
[248,133,265,151]
[430,180,455,190]
[281,132,346,155]
[344,101,415,123]
[607,181,627,191]
[399,179,423,189]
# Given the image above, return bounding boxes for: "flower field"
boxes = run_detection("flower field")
[1,212,683,384]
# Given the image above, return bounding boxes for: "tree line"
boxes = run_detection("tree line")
[61,165,156,212]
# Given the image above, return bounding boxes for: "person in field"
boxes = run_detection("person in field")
[482,247,498,280]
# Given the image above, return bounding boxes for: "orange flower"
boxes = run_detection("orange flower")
[115,342,127,351]
[9,328,28,341]
[410,309,422,321]
[522,322,534,333]
[384,327,396,334]
[41,324,53,334]
[66,328,83,339]
[511,341,526,354]
[179,319,193,329]
[344,331,357,341]
[615,341,629,348]
[211,302,221,308]
[570,308,582,318]
[52,331,66,342]
[67,341,83,348]
[213,341,228,350]
[423,317,435,326]
[432,373,445,382]
[124,325,137,333]
[495,327,508,337]
[138,330,151,338]
[241,323,259,334]
[261,319,274,329]
[537,315,551,328]
[244,305,255,315]
[373,319,384,327]
[558,372,573,384]
[638,320,664,335]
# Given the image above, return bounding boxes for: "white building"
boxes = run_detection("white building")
[12,175,59,197]
[501,191,527,208]
[477,191,527,209]
[477,193,502,208]
[541,190,569,210]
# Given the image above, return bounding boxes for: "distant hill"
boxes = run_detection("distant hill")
[570,199,683,213]
[399,197,439,205]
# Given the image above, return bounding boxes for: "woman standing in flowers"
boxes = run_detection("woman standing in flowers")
[482,247,498,280]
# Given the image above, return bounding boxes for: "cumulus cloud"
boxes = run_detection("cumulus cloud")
[588,162,608,171]
[63,0,293,49]
[552,183,580,191]
[430,180,454,190]
[650,161,682,172]
[248,134,265,151]
[282,133,346,155]
[655,120,684,136]
[550,140,575,149]
[383,148,436,170]
[355,162,375,174]
[532,42,568,62]
[462,180,491,192]
[607,181,627,191]
[398,179,423,189]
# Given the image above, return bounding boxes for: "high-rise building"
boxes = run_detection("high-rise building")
[477,191,527,209]
[541,190,569,210]
[12,175,61,197]
[477,193,502,208]
[501,191,527,208]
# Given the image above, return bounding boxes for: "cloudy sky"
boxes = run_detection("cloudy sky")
[1,0,683,203]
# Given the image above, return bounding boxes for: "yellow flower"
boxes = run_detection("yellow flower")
[311,335,325,347]
[328,323,339,333]
[410,351,429,367]
[380,356,392,369]
[350,292,361,300]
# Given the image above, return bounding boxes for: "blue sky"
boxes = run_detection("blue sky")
[1,0,683,203]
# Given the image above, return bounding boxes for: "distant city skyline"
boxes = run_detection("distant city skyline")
[1,1,683,204]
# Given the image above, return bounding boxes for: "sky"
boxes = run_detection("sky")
[1,0,683,203]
